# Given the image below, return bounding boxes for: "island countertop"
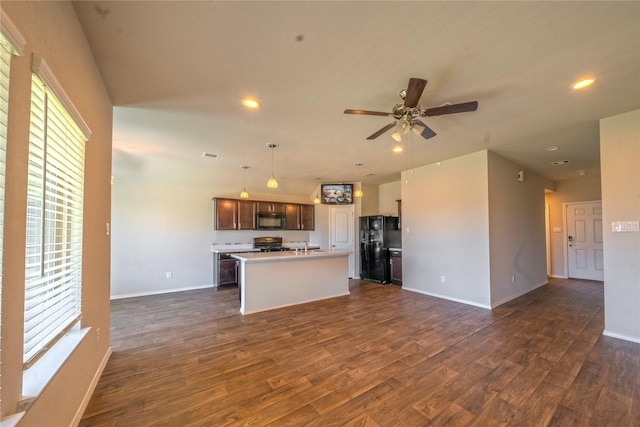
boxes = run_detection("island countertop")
[231,250,350,263]
[233,250,351,314]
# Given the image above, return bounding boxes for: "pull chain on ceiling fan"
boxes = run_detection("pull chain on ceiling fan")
[344,77,478,141]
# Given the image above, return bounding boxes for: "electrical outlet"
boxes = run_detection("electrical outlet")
[166,272,172,279]
[96,328,100,343]
[441,275,446,283]
[511,275,515,284]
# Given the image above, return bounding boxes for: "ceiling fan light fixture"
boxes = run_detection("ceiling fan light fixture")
[411,122,425,137]
[396,118,411,134]
[391,131,402,142]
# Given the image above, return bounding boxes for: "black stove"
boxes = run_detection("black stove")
[253,236,285,252]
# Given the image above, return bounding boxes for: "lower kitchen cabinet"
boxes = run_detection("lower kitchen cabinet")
[389,250,402,285]
[219,258,238,286]
[214,254,239,288]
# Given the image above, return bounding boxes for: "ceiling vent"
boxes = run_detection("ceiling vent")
[550,160,570,166]
[202,152,219,159]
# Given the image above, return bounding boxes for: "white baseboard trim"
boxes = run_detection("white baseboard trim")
[550,274,568,279]
[111,284,214,300]
[603,330,640,344]
[402,287,492,310]
[491,281,548,308]
[72,346,112,427]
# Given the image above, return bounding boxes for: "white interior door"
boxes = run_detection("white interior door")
[330,205,355,278]
[566,201,604,281]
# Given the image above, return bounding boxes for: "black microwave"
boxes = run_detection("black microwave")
[256,212,286,230]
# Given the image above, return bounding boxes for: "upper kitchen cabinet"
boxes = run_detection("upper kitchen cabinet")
[300,204,315,230]
[285,203,315,230]
[214,198,256,230]
[256,202,285,213]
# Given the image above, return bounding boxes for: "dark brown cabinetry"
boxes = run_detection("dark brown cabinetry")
[256,202,285,213]
[237,200,256,230]
[214,198,256,230]
[300,204,315,230]
[214,198,314,230]
[285,203,315,230]
[389,249,402,285]
[218,255,238,286]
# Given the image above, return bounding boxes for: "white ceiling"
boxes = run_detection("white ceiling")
[73,1,640,198]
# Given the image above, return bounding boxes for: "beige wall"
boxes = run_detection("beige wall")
[487,151,548,306]
[359,182,379,216]
[544,175,602,278]
[378,180,401,216]
[402,151,492,307]
[600,109,640,342]
[1,2,112,425]
[401,150,549,309]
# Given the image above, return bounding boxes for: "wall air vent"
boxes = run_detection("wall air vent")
[202,153,219,159]
[550,160,570,166]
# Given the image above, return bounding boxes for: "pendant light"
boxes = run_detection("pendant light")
[353,162,363,198]
[266,143,279,188]
[313,177,322,204]
[239,165,250,199]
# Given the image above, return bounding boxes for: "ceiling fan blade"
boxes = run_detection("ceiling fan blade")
[424,101,478,117]
[413,120,437,139]
[366,123,395,140]
[403,78,428,109]
[344,109,390,117]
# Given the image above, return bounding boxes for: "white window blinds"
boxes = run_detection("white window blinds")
[0,38,10,294]
[0,36,11,400]
[24,74,86,367]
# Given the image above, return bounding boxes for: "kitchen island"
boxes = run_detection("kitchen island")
[231,250,351,314]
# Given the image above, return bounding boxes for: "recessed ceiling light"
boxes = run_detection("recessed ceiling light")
[241,98,260,109]
[571,78,596,90]
[577,170,587,176]
[545,146,559,152]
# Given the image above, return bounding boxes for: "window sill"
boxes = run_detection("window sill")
[21,326,90,407]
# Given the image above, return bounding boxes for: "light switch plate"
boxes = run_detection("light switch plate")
[611,221,640,232]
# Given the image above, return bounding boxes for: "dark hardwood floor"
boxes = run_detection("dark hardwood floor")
[80,278,639,426]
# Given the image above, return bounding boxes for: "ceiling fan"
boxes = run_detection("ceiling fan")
[344,77,478,141]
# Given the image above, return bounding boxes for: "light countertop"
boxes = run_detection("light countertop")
[231,250,351,263]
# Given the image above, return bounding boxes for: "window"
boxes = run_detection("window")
[23,73,87,367]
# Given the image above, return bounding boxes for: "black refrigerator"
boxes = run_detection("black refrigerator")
[359,215,401,283]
